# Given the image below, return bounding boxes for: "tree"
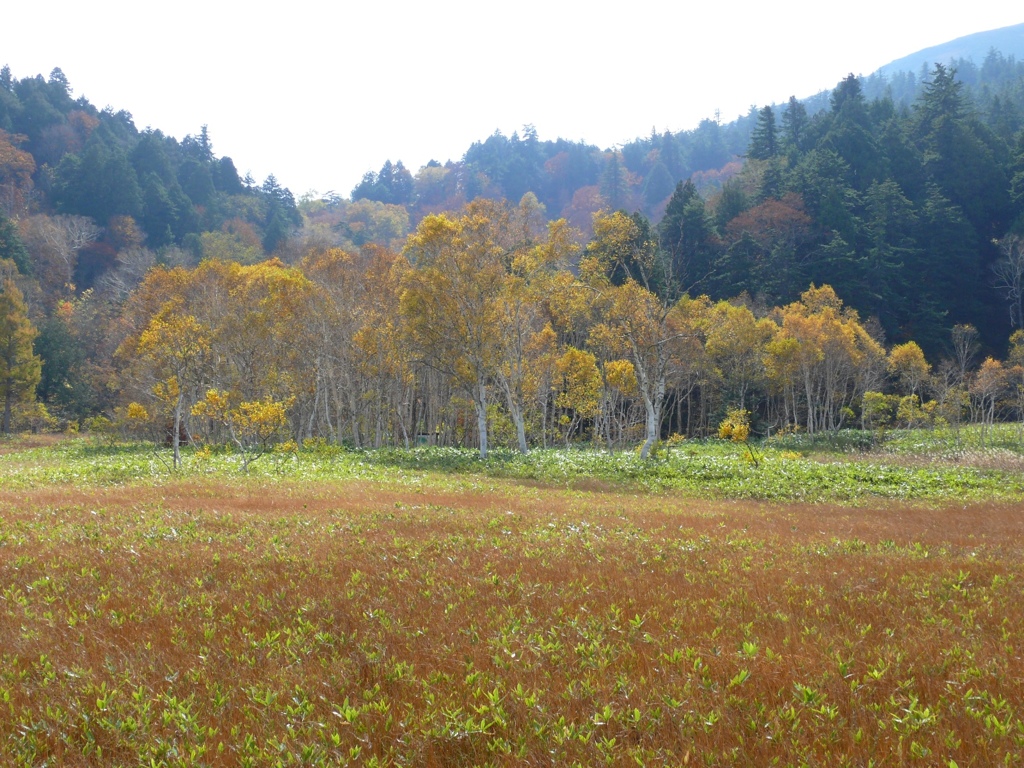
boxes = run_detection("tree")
[950,323,980,386]
[1007,330,1024,437]
[781,96,810,158]
[586,210,659,292]
[993,235,1024,330]
[642,162,674,211]
[704,300,775,410]
[721,193,813,304]
[823,74,884,191]
[887,341,930,398]
[35,309,92,419]
[0,209,29,274]
[0,271,41,433]
[352,160,415,206]
[857,180,918,333]
[303,245,411,449]
[0,129,35,217]
[599,151,631,211]
[914,65,1010,238]
[491,211,575,454]
[589,282,704,458]
[261,175,301,255]
[765,284,885,433]
[748,105,778,160]
[553,346,601,445]
[132,308,212,468]
[970,357,1007,440]
[192,389,293,471]
[22,214,101,298]
[53,141,143,223]
[401,205,506,457]
[657,180,715,297]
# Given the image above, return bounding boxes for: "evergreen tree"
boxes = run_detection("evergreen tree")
[131,131,175,184]
[0,211,29,274]
[748,105,778,160]
[877,116,926,201]
[781,96,810,158]
[823,74,885,190]
[35,314,92,418]
[140,173,178,248]
[213,156,244,194]
[660,131,686,179]
[857,180,918,333]
[599,152,630,211]
[642,162,674,209]
[790,148,861,245]
[261,175,300,254]
[178,158,215,206]
[914,65,1011,239]
[658,179,714,296]
[1010,129,1024,231]
[689,118,729,172]
[713,178,749,231]
[54,141,142,222]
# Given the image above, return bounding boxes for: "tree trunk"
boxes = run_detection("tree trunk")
[639,376,665,459]
[475,378,488,458]
[640,398,659,459]
[504,390,528,454]
[2,385,12,435]
[172,394,183,469]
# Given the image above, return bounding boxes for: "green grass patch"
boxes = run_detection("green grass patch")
[2,432,1023,503]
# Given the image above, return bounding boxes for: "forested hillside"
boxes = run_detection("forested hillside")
[2,49,1024,453]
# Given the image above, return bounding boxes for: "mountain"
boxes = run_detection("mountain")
[876,23,1024,77]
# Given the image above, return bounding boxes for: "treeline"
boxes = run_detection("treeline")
[4,195,1024,462]
[345,122,744,234]
[0,66,302,287]
[341,60,1024,356]
[3,60,1024,455]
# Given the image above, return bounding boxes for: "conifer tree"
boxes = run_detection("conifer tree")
[748,106,778,160]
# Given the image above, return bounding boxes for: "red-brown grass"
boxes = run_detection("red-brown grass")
[1,477,1022,765]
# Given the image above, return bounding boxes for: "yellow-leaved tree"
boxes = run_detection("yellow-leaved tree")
[401,207,503,457]
[192,389,294,471]
[765,285,885,434]
[0,268,41,434]
[582,210,707,458]
[401,197,551,456]
[131,308,211,468]
[554,346,602,446]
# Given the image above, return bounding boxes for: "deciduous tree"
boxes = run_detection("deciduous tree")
[0,270,41,433]
[401,206,506,457]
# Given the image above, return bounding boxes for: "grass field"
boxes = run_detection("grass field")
[1,432,1023,766]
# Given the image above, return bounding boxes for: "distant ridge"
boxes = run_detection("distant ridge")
[876,22,1024,76]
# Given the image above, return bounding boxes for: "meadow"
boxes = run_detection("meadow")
[1,430,1023,766]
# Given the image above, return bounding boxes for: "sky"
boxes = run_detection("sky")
[2,2,1022,198]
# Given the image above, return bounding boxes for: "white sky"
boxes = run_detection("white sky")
[2,2,1022,198]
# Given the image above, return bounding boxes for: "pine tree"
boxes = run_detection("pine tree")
[748,106,778,160]
[781,96,810,158]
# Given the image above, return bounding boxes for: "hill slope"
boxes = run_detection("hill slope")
[876,22,1024,77]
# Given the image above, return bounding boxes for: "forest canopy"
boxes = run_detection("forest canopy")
[2,54,1024,456]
